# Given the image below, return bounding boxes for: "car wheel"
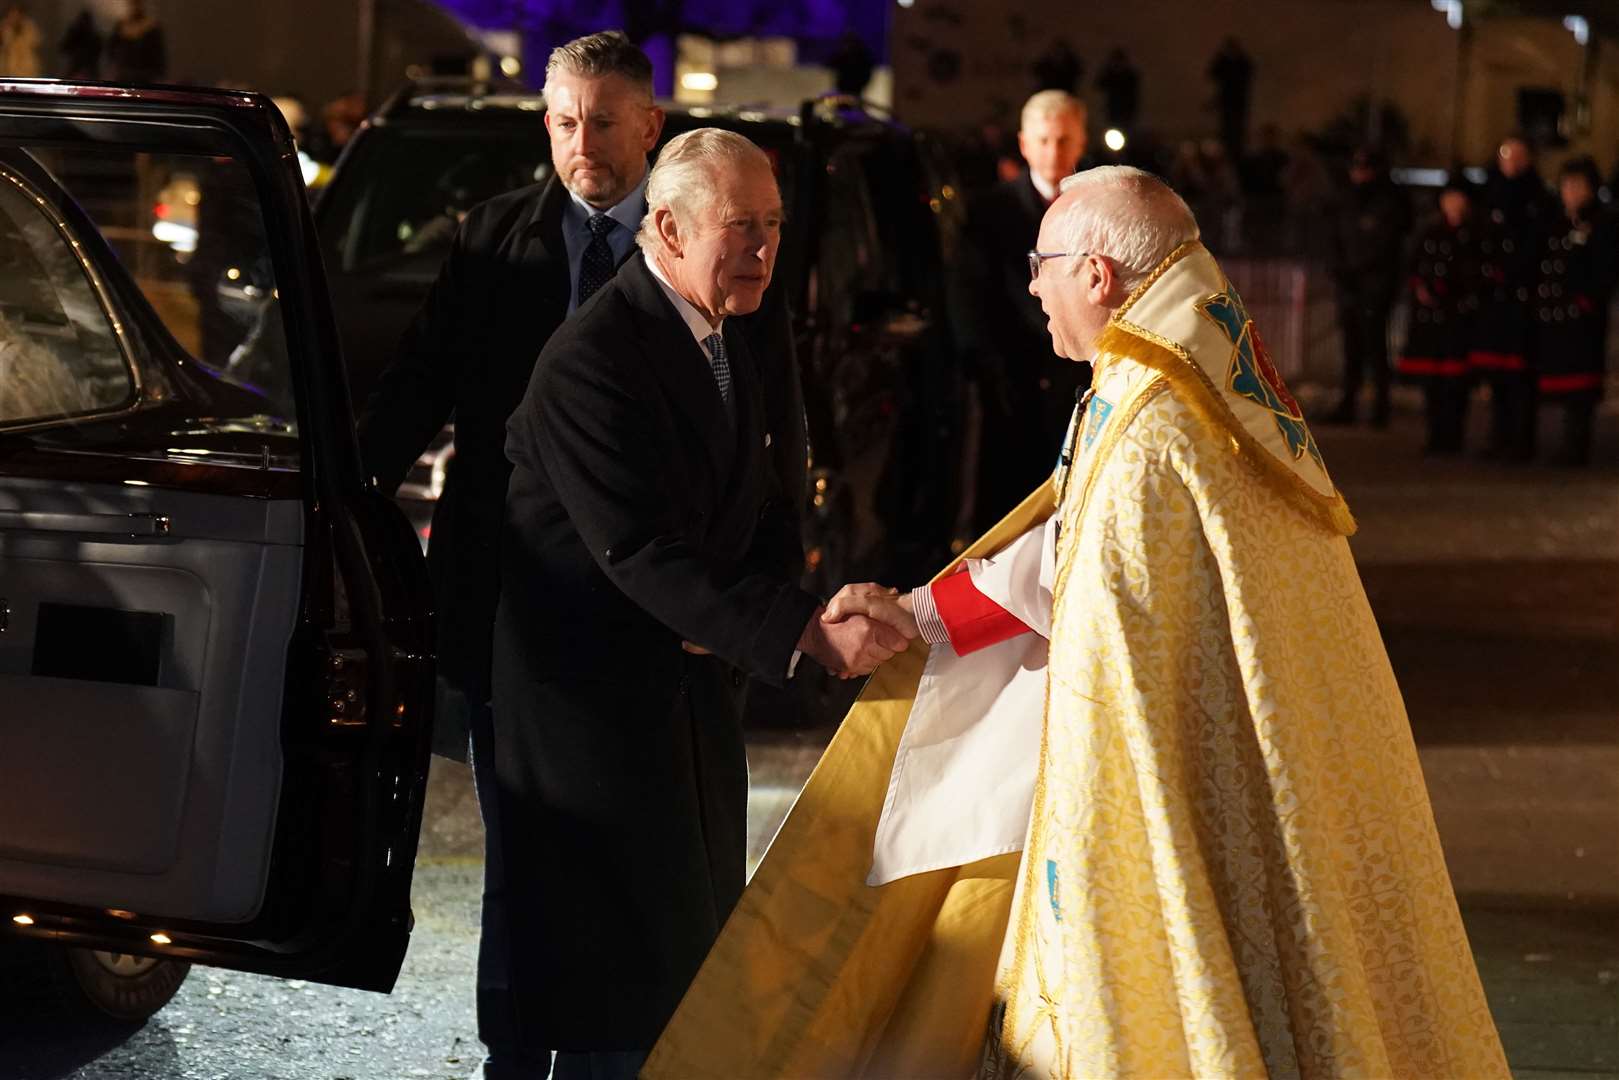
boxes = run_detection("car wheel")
[47,946,190,1022]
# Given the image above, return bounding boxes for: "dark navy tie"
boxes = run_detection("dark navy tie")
[576,213,616,307]
[701,332,732,404]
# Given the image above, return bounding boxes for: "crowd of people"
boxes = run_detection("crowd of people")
[1326,135,1613,467]
[1408,140,1612,465]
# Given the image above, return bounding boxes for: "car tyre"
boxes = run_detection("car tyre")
[46,946,190,1022]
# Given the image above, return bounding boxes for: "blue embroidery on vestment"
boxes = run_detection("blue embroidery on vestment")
[1198,285,1324,468]
[1083,394,1114,450]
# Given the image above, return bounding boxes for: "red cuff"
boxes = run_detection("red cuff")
[933,567,1031,655]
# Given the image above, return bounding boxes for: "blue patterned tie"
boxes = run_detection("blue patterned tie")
[576,213,616,307]
[701,332,732,404]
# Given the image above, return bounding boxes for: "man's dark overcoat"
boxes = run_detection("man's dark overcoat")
[493,252,821,1050]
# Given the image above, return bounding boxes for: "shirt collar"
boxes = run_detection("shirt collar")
[565,169,649,236]
[644,252,722,347]
[1029,170,1059,203]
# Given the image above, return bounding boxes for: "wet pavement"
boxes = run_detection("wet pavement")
[3,390,1616,1079]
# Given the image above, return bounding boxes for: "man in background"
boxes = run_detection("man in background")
[1324,146,1408,427]
[1472,134,1557,460]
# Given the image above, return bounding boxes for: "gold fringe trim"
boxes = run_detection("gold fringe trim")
[1114,239,1203,318]
[1092,320,1359,537]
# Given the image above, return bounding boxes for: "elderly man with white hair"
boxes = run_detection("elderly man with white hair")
[643,167,1510,1079]
[493,127,906,1078]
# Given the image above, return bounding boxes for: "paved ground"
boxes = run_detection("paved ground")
[4,390,1616,1079]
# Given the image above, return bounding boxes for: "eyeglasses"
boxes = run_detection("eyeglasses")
[1027,250,1091,281]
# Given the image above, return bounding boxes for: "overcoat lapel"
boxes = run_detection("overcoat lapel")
[616,255,736,481]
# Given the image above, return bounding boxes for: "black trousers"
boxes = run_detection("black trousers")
[1422,380,1470,452]
[1337,300,1393,419]
[1547,390,1599,464]
[492,654,748,1052]
[464,687,523,1057]
[1485,370,1538,459]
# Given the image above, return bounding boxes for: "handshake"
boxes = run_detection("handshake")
[797,582,921,679]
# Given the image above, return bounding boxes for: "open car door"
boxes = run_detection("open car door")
[0,82,434,995]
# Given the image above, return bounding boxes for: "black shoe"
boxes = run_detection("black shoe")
[1320,403,1357,425]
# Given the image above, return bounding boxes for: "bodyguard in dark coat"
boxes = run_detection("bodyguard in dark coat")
[1325,146,1410,427]
[355,35,667,1077]
[1471,135,1558,460]
[1534,156,1616,466]
[494,130,903,1075]
[957,89,1090,532]
[1397,175,1480,453]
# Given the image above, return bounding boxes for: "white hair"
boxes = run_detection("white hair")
[636,128,774,255]
[1053,166,1200,291]
[1020,89,1086,132]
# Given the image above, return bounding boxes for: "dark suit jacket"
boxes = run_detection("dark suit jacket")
[356,175,805,705]
[491,253,821,1048]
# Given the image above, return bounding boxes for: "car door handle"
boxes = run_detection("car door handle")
[0,511,173,538]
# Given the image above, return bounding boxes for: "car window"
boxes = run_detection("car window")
[0,163,132,427]
[322,129,551,275]
[0,142,298,465]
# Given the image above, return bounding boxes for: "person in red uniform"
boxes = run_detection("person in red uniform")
[1397,174,1480,454]
[1471,135,1558,461]
[1533,156,1616,466]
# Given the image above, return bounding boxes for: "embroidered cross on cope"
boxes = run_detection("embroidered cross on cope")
[576,213,617,307]
[701,332,732,404]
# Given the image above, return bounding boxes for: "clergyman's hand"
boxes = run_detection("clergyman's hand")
[822,583,920,642]
[797,605,909,679]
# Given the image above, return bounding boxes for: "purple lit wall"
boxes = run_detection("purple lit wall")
[432,0,888,94]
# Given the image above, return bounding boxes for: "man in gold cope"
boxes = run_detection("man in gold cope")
[643,167,1510,1079]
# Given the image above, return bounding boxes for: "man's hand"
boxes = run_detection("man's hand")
[797,604,909,679]
[823,582,920,641]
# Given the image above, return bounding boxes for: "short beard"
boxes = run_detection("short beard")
[565,166,631,209]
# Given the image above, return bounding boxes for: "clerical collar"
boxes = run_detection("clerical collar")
[1030,171,1060,203]
[645,254,722,347]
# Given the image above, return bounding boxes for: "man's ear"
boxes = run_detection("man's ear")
[1084,254,1112,302]
[643,105,666,151]
[655,206,681,257]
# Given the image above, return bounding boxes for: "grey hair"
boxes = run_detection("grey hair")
[543,30,654,100]
[1053,166,1199,291]
[636,128,775,255]
[1020,89,1086,132]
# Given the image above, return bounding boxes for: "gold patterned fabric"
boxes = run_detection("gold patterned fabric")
[643,487,1053,1080]
[989,247,1506,1079]
[645,246,1508,1079]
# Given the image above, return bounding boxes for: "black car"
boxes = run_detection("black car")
[0,81,434,1021]
[314,82,970,592]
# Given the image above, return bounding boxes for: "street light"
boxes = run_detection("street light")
[1104,128,1127,153]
